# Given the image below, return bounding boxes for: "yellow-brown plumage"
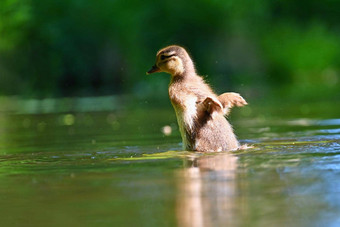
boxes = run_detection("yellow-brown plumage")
[147,45,247,152]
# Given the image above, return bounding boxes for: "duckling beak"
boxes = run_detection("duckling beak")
[146,65,160,75]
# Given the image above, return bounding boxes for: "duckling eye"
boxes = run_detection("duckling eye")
[160,54,176,61]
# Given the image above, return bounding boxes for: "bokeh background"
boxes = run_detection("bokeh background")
[2,2,340,227]
[1,0,339,104]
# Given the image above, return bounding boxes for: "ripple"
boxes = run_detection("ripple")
[318,119,340,126]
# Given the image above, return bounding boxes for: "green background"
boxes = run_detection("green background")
[1,0,339,102]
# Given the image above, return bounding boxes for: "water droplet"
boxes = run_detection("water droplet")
[161,125,172,136]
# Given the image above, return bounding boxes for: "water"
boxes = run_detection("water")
[0,98,340,227]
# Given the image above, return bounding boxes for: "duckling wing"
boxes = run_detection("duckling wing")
[218,92,247,115]
[184,84,223,115]
[200,96,223,115]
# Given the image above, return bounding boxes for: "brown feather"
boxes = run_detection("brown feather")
[148,45,247,152]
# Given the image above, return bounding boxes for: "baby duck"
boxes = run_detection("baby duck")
[147,45,247,152]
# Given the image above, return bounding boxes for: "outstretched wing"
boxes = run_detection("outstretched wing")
[218,92,248,115]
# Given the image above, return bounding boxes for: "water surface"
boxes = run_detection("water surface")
[0,99,340,227]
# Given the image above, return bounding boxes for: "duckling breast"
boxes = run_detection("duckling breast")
[171,95,198,150]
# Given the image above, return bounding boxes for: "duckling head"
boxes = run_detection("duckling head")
[147,45,195,76]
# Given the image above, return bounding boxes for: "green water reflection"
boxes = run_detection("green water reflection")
[0,98,340,226]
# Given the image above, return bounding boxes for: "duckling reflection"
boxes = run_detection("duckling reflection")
[176,153,239,227]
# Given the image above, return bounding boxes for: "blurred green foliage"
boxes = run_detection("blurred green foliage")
[0,0,339,100]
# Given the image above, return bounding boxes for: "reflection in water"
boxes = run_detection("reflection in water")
[177,153,239,227]
[1,100,340,226]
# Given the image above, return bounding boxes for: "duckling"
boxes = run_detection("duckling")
[147,45,247,152]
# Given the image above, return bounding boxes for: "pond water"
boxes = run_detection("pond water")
[0,98,340,227]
